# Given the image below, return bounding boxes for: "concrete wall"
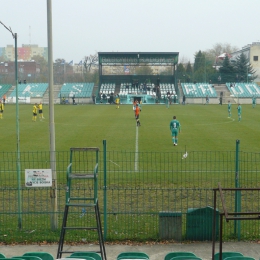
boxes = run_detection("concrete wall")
[250,44,260,82]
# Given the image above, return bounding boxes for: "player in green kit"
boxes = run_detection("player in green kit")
[166,96,170,109]
[252,96,256,108]
[169,116,181,146]
[237,103,242,122]
[228,100,231,118]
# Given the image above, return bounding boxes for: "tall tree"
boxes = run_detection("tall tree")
[193,51,218,83]
[193,51,204,73]
[219,55,235,83]
[193,51,207,82]
[185,62,192,82]
[233,52,257,82]
[176,63,186,82]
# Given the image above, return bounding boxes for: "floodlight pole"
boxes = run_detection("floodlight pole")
[15,33,22,229]
[204,56,206,83]
[47,0,58,230]
[0,21,22,229]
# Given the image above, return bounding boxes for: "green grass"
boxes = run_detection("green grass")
[2,103,260,152]
[1,103,260,243]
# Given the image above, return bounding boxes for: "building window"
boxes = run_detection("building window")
[253,56,258,61]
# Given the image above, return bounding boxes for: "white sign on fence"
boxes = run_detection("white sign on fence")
[25,169,52,187]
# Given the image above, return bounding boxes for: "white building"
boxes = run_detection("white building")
[231,42,260,83]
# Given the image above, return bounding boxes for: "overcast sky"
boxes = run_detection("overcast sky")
[1,0,259,63]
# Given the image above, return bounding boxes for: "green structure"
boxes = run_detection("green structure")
[98,52,179,104]
[186,206,219,241]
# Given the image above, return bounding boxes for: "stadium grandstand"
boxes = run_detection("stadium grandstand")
[100,83,116,95]
[58,82,94,104]
[181,83,217,98]
[0,84,12,98]
[8,83,48,103]
[9,83,48,98]
[97,52,179,104]
[58,82,94,98]
[227,82,260,97]
[1,50,260,105]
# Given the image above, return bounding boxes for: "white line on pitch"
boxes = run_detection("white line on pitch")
[135,125,139,172]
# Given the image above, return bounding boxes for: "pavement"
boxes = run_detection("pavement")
[0,242,260,260]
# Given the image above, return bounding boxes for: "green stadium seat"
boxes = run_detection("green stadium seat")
[0,84,12,98]
[214,252,243,260]
[169,257,201,260]
[13,256,42,260]
[181,83,217,98]
[9,83,48,98]
[66,257,95,260]
[117,252,149,260]
[0,259,23,260]
[59,83,94,98]
[0,254,6,258]
[224,257,255,260]
[23,252,54,260]
[227,83,260,98]
[70,252,101,260]
[164,252,197,260]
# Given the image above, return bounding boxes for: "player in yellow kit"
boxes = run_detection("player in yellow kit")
[38,102,45,120]
[32,103,38,122]
[0,101,4,119]
[115,95,120,109]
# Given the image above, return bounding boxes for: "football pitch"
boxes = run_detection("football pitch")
[1,102,260,243]
[1,103,259,153]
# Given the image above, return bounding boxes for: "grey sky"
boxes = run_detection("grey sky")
[1,0,259,63]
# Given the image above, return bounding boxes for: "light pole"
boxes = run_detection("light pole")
[0,21,22,229]
[204,56,206,83]
[47,0,58,230]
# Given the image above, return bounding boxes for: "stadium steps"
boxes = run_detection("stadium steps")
[42,84,62,104]
[213,84,237,103]
[92,85,99,97]
[178,83,184,97]
[213,84,229,96]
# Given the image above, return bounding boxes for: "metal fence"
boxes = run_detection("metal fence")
[0,145,260,243]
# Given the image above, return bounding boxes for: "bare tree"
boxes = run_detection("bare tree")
[207,42,239,57]
[84,53,98,71]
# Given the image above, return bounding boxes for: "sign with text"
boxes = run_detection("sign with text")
[25,169,52,187]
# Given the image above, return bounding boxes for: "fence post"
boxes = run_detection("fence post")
[103,139,107,240]
[234,139,241,239]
